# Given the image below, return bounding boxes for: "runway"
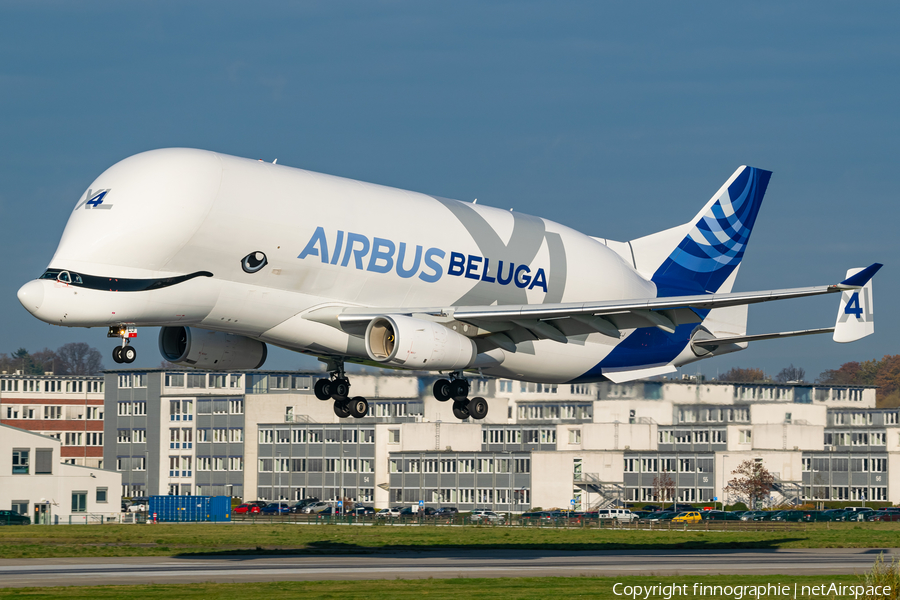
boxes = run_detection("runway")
[0,548,896,588]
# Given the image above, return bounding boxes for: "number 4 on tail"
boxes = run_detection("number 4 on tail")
[840,289,872,323]
[844,292,863,318]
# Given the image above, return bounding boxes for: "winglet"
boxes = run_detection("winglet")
[838,263,882,288]
[834,266,877,343]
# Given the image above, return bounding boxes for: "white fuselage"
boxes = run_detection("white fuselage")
[18,148,678,383]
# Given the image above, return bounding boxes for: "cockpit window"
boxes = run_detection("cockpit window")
[37,269,212,292]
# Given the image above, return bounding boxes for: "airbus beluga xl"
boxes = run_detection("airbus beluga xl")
[17,149,881,421]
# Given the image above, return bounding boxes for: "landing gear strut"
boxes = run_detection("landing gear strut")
[109,325,137,364]
[434,373,488,421]
[315,359,369,419]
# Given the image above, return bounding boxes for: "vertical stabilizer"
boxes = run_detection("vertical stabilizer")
[628,166,772,297]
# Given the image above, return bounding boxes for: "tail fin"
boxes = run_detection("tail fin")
[834,266,878,343]
[627,166,772,297]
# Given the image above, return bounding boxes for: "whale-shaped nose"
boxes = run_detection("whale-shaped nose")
[17,280,45,316]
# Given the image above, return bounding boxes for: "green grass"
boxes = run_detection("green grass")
[0,575,890,600]
[1,521,899,559]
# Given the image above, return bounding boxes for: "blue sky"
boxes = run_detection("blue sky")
[1,2,897,380]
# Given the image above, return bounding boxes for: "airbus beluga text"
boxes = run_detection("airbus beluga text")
[17,149,881,421]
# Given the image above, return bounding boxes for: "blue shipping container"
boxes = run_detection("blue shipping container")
[149,496,231,522]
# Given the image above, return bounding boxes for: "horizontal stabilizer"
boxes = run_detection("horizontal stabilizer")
[834,267,876,343]
[692,327,834,351]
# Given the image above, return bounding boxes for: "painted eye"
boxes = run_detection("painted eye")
[241,251,268,274]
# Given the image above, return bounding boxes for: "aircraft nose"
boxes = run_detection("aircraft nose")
[17,280,45,315]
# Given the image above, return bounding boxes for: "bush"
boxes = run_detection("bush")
[859,554,900,599]
[728,502,749,512]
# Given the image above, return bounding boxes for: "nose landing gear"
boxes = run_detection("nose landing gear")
[315,359,369,419]
[434,373,488,421]
[109,325,137,364]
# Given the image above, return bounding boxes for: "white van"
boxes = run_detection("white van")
[595,508,636,522]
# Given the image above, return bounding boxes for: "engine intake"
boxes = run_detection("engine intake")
[365,315,476,370]
[158,326,267,370]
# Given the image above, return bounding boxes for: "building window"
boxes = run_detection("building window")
[71,491,87,513]
[739,429,752,444]
[12,449,29,474]
[568,429,581,444]
[34,448,53,474]
[259,429,274,444]
[514,458,531,473]
[388,429,400,444]
[96,488,108,503]
[187,374,206,388]
[658,430,674,444]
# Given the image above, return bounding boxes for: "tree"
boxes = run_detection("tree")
[817,355,900,406]
[652,471,675,505]
[775,364,805,383]
[718,367,766,383]
[56,343,104,375]
[724,459,775,509]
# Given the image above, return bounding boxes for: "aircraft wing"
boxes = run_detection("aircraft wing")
[321,263,882,348]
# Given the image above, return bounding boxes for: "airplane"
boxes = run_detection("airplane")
[17,148,881,421]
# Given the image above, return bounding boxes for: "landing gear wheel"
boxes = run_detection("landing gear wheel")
[122,346,137,363]
[333,399,352,418]
[112,347,124,364]
[450,380,469,400]
[467,397,488,420]
[349,397,369,418]
[433,379,452,402]
[331,379,350,400]
[314,379,332,401]
[452,400,470,420]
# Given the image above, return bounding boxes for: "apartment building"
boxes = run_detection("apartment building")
[0,374,106,468]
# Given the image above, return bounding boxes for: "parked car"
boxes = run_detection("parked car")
[0,510,30,525]
[303,501,331,514]
[594,508,637,522]
[671,511,703,524]
[376,507,401,518]
[641,505,662,512]
[822,509,850,521]
[436,507,459,516]
[740,511,766,521]
[703,510,741,521]
[233,503,262,515]
[290,498,320,513]
[631,510,654,520]
[868,511,900,522]
[646,511,677,522]
[470,510,505,523]
[800,510,834,522]
[520,511,553,523]
[350,506,375,516]
[839,510,870,522]
[261,502,291,515]
[771,510,805,522]
[247,501,269,509]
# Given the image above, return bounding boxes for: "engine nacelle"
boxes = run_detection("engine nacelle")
[158,326,267,370]
[365,315,477,370]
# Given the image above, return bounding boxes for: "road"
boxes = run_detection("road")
[0,548,896,587]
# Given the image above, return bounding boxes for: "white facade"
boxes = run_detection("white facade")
[1,424,121,523]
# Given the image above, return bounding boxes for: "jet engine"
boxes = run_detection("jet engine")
[365,315,476,370]
[158,326,267,370]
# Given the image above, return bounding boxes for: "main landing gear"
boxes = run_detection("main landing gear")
[433,373,488,421]
[109,325,137,364]
[314,360,369,419]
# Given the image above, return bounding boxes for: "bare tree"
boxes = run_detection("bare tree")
[725,460,775,509]
[775,364,805,383]
[718,367,766,383]
[56,343,104,375]
[652,471,675,505]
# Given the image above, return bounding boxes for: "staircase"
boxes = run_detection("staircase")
[574,473,625,509]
